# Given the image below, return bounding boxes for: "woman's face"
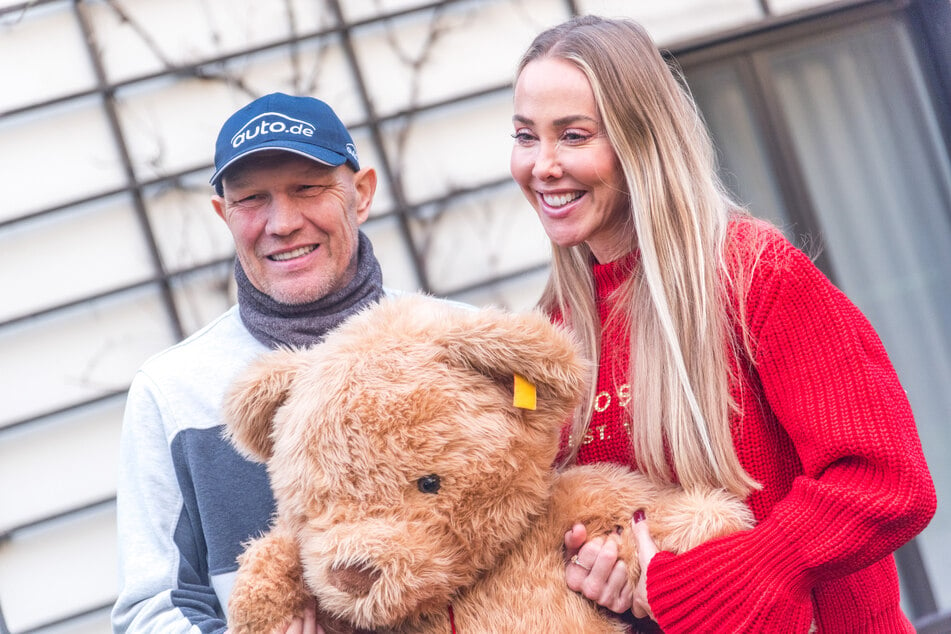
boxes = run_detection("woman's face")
[510,56,630,263]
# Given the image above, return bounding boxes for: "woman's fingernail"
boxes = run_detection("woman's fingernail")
[633,509,646,523]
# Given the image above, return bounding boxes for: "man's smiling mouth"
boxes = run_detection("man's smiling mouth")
[269,245,317,261]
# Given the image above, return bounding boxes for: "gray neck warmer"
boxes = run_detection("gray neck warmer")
[235,231,385,349]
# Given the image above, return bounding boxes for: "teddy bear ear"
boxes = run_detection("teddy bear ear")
[222,347,307,463]
[441,307,590,418]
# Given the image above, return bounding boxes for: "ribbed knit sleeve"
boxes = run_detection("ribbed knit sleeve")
[646,223,936,633]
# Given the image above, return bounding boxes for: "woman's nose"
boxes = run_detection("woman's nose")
[532,141,563,180]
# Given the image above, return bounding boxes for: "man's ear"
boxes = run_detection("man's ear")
[211,194,226,222]
[352,166,377,225]
[222,348,307,462]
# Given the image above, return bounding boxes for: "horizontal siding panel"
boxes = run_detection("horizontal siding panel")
[0,195,154,323]
[0,398,123,535]
[409,183,550,295]
[768,0,843,14]
[381,93,514,204]
[0,288,177,428]
[27,608,113,634]
[351,0,569,117]
[1,100,127,223]
[453,266,550,313]
[0,3,95,113]
[340,0,440,23]
[0,506,117,633]
[363,216,425,294]
[579,0,763,44]
[169,263,236,337]
[84,0,336,84]
[143,176,236,275]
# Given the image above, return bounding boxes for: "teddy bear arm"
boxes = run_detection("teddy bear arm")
[552,467,754,591]
[550,466,659,587]
[228,528,311,634]
[647,486,755,554]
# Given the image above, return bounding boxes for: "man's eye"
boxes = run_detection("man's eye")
[298,184,327,195]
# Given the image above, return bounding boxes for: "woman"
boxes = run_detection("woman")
[509,15,936,633]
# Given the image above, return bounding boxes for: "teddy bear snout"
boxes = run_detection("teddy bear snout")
[327,561,382,597]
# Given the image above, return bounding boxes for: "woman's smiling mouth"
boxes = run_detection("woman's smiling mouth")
[541,191,584,208]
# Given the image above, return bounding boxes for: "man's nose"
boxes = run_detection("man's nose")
[265,196,305,235]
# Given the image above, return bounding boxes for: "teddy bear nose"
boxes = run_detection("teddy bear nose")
[328,562,382,597]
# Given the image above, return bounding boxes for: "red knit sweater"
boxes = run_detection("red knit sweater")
[568,219,936,633]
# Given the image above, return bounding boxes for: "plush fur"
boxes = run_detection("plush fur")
[224,294,754,633]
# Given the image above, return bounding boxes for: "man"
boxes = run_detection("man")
[112,93,386,633]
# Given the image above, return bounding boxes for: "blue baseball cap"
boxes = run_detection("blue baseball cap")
[210,92,360,191]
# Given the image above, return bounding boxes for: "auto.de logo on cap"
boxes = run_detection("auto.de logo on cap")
[231,112,315,148]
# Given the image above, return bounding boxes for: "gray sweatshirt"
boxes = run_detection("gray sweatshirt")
[112,305,273,633]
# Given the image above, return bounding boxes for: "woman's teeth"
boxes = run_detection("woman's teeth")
[542,192,582,208]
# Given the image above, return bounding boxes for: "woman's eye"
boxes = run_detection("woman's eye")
[561,131,591,143]
[512,131,536,144]
[417,474,441,494]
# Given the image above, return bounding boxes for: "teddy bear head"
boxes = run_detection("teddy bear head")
[224,294,588,629]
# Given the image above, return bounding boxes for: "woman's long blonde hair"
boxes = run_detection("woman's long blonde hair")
[518,15,760,498]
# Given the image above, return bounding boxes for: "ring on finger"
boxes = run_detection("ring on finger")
[569,554,591,572]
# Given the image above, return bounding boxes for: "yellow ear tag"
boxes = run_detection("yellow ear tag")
[513,373,537,410]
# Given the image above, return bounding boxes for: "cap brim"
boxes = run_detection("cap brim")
[210,141,348,186]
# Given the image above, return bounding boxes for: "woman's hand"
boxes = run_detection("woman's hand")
[564,523,635,613]
[271,599,325,634]
[564,510,660,619]
[630,510,658,620]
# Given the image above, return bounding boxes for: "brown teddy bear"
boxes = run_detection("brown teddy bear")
[223,294,753,634]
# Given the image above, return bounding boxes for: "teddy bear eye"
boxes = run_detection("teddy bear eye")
[417,474,441,494]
